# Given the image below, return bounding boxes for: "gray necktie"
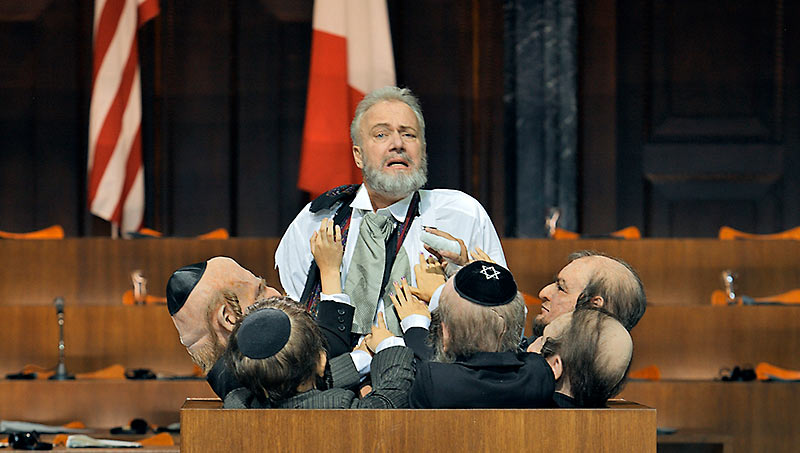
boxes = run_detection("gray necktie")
[344,212,408,335]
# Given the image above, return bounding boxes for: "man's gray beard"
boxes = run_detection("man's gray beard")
[188,329,226,374]
[362,153,428,199]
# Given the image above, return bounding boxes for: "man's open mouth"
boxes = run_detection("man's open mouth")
[385,158,410,168]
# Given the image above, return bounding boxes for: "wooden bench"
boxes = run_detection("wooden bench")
[180,398,657,452]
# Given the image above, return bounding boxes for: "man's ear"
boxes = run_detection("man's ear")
[353,145,364,168]
[317,351,327,377]
[546,354,563,380]
[590,295,604,308]
[218,303,238,333]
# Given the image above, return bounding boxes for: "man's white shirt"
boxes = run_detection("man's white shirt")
[276,185,506,303]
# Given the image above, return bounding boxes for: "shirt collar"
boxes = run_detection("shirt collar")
[350,184,414,223]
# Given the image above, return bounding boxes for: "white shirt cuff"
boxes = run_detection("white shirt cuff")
[375,336,406,353]
[350,349,372,378]
[320,292,352,306]
[401,314,431,332]
[428,284,445,311]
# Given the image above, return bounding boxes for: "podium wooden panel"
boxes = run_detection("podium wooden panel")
[621,381,800,453]
[629,305,800,379]
[3,238,800,307]
[180,399,656,452]
[0,380,215,427]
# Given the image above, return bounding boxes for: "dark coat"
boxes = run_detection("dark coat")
[224,345,414,409]
[409,351,555,408]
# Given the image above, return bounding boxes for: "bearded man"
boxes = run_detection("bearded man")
[276,86,505,341]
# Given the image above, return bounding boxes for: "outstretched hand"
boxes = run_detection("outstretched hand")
[310,218,343,294]
[423,227,469,266]
[469,246,495,264]
[365,312,394,353]
[409,252,446,302]
[391,277,431,321]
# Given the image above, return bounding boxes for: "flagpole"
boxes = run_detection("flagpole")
[111,223,119,239]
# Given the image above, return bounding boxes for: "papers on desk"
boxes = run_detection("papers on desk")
[0,420,92,434]
[66,435,141,448]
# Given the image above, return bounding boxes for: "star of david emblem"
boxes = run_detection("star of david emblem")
[480,265,501,280]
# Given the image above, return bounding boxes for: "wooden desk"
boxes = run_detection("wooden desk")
[180,398,657,452]
[0,380,215,427]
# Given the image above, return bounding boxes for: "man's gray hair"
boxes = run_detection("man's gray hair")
[350,86,426,151]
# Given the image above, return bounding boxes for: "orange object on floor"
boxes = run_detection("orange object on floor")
[551,226,641,239]
[710,289,730,306]
[552,228,580,239]
[629,365,661,381]
[139,432,175,446]
[718,225,800,240]
[137,227,164,237]
[53,434,68,446]
[76,364,126,379]
[0,225,64,239]
[610,226,642,239]
[755,362,800,381]
[122,290,167,305]
[755,289,800,304]
[710,288,800,305]
[197,228,229,239]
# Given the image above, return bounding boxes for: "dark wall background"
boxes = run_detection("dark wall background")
[0,0,797,237]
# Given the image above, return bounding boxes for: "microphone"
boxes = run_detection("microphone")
[49,296,74,380]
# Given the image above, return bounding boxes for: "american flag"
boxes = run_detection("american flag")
[88,0,158,235]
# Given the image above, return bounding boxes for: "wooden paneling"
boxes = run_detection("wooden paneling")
[0,238,281,306]
[502,239,800,305]
[181,399,656,453]
[0,306,196,376]
[3,238,800,307]
[630,306,800,379]
[0,381,214,427]
[607,0,800,237]
[621,381,800,453]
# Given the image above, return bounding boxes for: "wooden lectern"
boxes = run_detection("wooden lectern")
[181,398,656,452]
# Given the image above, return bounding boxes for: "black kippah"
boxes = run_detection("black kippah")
[453,261,518,306]
[166,261,207,315]
[236,308,292,359]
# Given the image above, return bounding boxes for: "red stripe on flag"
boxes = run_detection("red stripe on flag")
[88,37,139,204]
[92,0,126,86]
[137,0,159,27]
[111,124,142,225]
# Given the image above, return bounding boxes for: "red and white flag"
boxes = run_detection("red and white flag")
[88,0,158,235]
[298,0,396,198]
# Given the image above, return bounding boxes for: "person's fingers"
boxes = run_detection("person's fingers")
[401,278,413,299]
[328,219,336,241]
[424,245,443,262]
[377,311,386,329]
[418,252,428,268]
[334,224,342,243]
[392,281,405,302]
[309,230,318,250]
[425,227,456,241]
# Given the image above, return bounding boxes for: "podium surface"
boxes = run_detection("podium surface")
[180,398,656,452]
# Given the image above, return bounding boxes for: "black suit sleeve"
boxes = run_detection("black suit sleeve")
[351,346,415,409]
[404,326,434,361]
[316,300,355,357]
